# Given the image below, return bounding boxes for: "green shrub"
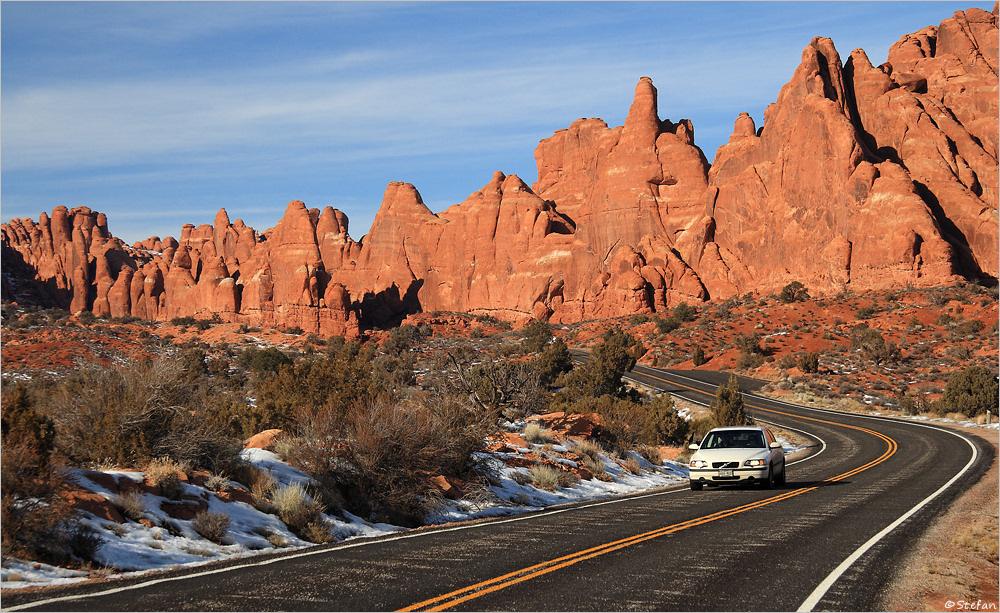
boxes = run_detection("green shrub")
[711,375,753,427]
[779,281,809,303]
[1,384,55,465]
[655,315,681,334]
[672,302,697,322]
[942,366,999,417]
[849,325,899,365]
[534,338,573,386]
[691,345,707,367]
[521,320,553,353]
[642,393,689,445]
[559,327,642,400]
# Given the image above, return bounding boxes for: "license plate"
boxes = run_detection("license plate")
[719,469,734,477]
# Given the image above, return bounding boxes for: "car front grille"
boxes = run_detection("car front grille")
[712,461,739,469]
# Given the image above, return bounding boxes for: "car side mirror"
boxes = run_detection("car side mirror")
[769,441,782,449]
[688,444,700,451]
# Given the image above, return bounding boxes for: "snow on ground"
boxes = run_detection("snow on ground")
[1,430,688,591]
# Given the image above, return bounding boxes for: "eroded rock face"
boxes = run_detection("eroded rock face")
[3,7,995,329]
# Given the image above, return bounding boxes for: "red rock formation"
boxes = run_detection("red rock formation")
[2,7,995,329]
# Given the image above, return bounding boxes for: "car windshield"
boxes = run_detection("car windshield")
[700,430,766,449]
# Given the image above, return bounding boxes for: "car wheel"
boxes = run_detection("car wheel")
[690,480,703,491]
[762,466,774,489]
[776,465,786,487]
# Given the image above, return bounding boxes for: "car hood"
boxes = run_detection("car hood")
[692,448,770,463]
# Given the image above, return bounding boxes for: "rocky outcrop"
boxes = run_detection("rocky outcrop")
[3,7,995,329]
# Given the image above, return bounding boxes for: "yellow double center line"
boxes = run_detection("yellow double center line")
[399,371,897,612]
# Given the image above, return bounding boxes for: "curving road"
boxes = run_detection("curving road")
[4,363,992,612]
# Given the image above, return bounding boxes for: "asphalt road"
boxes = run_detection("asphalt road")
[4,363,992,612]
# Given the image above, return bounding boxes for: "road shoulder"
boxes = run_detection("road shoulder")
[881,424,998,612]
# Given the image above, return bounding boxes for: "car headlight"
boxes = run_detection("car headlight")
[690,459,708,468]
[744,459,768,467]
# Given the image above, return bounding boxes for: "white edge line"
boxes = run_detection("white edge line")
[796,423,980,611]
[3,485,690,611]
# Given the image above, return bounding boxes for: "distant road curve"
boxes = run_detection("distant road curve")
[4,360,992,612]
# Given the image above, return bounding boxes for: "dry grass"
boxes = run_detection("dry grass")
[249,470,277,513]
[111,492,147,522]
[623,457,642,475]
[522,423,549,444]
[205,474,230,492]
[271,483,326,540]
[529,464,562,491]
[192,511,230,544]
[144,457,186,500]
[636,445,662,466]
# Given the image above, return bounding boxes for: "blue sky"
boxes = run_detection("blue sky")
[2,2,993,244]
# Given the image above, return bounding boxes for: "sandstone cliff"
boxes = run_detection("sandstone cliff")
[3,7,996,333]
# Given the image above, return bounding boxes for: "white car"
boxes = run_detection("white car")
[688,426,785,491]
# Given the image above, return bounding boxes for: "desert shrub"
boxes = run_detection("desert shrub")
[642,393,689,446]
[271,483,325,535]
[237,347,294,375]
[691,345,707,367]
[737,352,765,369]
[1,438,102,565]
[300,520,334,544]
[252,346,386,433]
[735,333,764,356]
[382,324,421,355]
[48,358,239,469]
[529,464,562,491]
[249,470,277,513]
[779,281,809,303]
[522,423,548,444]
[636,445,661,465]
[192,511,231,543]
[284,326,304,335]
[571,438,603,461]
[534,337,574,386]
[144,457,185,500]
[777,354,797,370]
[849,325,899,365]
[623,457,642,475]
[111,492,147,522]
[559,327,642,401]
[463,359,545,421]
[170,316,198,327]
[941,366,999,417]
[855,305,878,320]
[672,302,697,322]
[290,393,495,527]
[655,315,681,334]
[205,474,231,492]
[1,384,55,465]
[711,375,752,427]
[473,314,512,330]
[521,320,553,353]
[797,352,820,373]
[954,319,985,337]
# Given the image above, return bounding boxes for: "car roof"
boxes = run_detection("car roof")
[708,426,767,432]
